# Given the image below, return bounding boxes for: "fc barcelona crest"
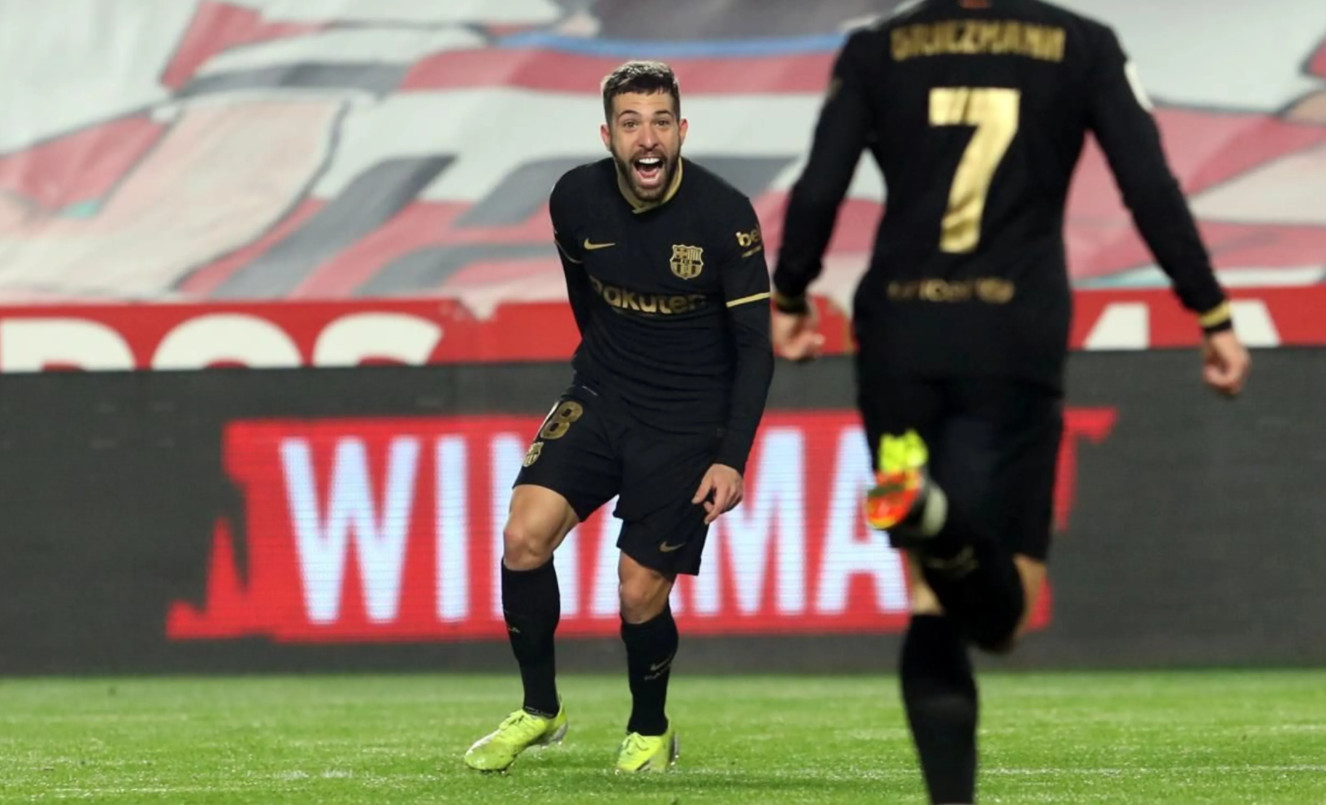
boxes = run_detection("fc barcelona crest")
[669,244,704,280]
[522,440,544,467]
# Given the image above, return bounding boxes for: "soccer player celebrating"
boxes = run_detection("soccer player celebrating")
[771,1,1250,802]
[465,61,773,774]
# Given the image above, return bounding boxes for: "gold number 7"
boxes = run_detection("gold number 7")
[929,87,1021,254]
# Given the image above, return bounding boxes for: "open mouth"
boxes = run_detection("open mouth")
[632,155,665,189]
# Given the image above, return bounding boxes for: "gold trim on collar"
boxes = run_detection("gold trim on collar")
[617,158,685,213]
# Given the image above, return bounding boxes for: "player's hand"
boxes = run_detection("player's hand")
[772,305,825,362]
[692,463,744,525]
[1201,329,1250,398]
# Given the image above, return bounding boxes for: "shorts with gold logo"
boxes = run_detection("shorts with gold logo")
[514,383,721,576]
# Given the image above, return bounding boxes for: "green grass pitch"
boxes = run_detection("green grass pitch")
[2,670,1323,803]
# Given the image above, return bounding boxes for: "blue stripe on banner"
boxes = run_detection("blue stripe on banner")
[495,32,846,58]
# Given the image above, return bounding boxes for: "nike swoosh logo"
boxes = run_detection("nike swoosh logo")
[649,656,673,673]
[583,238,616,250]
[659,541,686,553]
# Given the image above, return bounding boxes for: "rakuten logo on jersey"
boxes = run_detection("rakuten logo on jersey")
[167,410,1114,642]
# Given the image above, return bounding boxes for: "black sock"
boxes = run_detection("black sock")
[918,506,1025,652]
[501,560,560,716]
[621,606,678,736]
[901,615,978,805]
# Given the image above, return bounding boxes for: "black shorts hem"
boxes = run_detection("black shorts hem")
[511,480,604,524]
[618,537,705,577]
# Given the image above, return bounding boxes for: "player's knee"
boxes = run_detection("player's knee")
[501,521,558,570]
[502,489,576,570]
[970,604,1024,655]
[975,555,1043,654]
[977,602,1037,655]
[618,574,670,624]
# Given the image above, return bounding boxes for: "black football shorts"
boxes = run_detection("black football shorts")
[514,383,721,576]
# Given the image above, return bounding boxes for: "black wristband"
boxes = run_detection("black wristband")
[773,291,810,315]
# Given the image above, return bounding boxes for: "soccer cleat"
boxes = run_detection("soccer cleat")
[614,725,679,773]
[463,705,568,772]
[864,430,930,532]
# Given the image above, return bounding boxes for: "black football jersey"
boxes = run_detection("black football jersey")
[549,158,772,472]
[776,0,1229,387]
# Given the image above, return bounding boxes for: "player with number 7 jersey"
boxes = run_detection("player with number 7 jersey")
[775,0,1237,387]
[769,1,1250,804]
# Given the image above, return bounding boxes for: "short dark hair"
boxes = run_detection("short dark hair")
[600,61,680,123]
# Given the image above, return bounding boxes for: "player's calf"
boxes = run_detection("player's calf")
[493,487,579,731]
[901,615,977,805]
[867,432,1024,653]
[618,553,678,748]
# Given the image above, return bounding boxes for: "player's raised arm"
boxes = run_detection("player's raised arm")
[774,30,875,308]
[549,178,594,336]
[716,200,773,476]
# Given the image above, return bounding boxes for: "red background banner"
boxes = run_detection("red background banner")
[166,409,1118,644]
[0,287,1316,374]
